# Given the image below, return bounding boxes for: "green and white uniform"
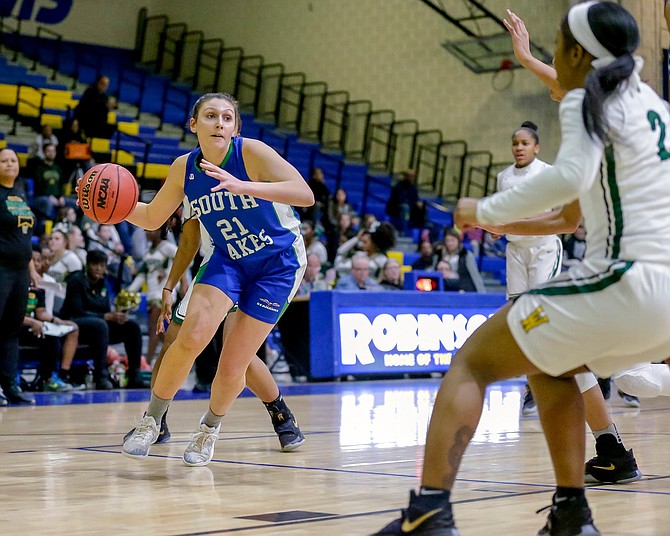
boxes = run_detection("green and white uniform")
[173,198,215,325]
[496,158,563,298]
[478,71,670,378]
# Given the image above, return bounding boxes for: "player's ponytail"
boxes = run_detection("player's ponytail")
[564,1,639,144]
[582,54,636,143]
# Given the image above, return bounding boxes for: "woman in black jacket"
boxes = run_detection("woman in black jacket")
[0,149,37,404]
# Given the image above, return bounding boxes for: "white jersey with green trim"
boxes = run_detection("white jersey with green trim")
[478,72,670,265]
[496,158,555,246]
[580,81,670,263]
[182,195,214,262]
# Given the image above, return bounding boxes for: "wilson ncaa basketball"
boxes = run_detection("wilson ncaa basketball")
[78,163,138,224]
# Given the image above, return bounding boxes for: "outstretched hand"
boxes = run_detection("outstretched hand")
[201,159,248,194]
[503,9,532,67]
[454,198,480,231]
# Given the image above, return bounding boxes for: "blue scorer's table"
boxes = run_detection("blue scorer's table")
[309,291,507,379]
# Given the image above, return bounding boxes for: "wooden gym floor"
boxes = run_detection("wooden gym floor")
[1,379,668,535]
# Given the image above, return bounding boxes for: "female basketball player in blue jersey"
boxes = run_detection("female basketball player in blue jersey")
[374,2,670,534]
[122,93,313,465]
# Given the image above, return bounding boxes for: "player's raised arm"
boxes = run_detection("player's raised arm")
[504,9,566,101]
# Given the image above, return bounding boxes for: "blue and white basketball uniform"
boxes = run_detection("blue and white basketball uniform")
[497,158,563,299]
[182,137,306,324]
[478,72,670,378]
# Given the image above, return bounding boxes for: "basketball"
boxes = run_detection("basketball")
[77,163,138,224]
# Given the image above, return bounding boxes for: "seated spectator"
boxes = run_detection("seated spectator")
[127,225,182,363]
[67,225,87,265]
[361,213,378,231]
[60,250,147,389]
[436,259,461,291]
[87,223,123,259]
[130,223,149,263]
[20,280,80,392]
[300,220,328,264]
[296,253,331,299]
[87,223,132,288]
[563,224,586,269]
[31,143,71,225]
[379,258,403,290]
[31,244,59,320]
[337,212,356,244]
[31,123,59,161]
[128,211,179,263]
[385,169,427,235]
[434,228,485,293]
[59,117,88,147]
[74,75,117,139]
[58,117,94,181]
[37,232,52,251]
[115,220,135,257]
[335,221,396,278]
[46,229,84,300]
[335,253,382,290]
[412,241,437,271]
[326,187,355,230]
[326,211,356,263]
[55,206,78,230]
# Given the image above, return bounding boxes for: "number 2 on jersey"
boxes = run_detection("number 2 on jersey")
[647,110,670,161]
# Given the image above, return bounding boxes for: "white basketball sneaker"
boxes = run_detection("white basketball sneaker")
[123,415,159,459]
[183,419,221,467]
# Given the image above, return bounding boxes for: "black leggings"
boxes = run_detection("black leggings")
[73,316,142,379]
[0,266,29,390]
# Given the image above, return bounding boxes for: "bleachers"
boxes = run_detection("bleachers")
[0,18,515,397]
[480,256,507,285]
[0,34,466,247]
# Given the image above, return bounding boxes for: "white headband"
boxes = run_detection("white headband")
[567,1,615,68]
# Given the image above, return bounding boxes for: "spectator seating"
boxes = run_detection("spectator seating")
[1,40,455,228]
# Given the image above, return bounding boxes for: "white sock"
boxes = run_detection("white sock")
[592,422,622,443]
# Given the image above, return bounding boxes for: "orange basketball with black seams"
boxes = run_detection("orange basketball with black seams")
[78,163,138,224]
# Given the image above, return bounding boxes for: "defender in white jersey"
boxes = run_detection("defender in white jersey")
[374,3,668,535]
[488,123,642,484]
[498,122,602,428]
[496,122,562,299]
[172,197,214,324]
[605,0,670,402]
[492,20,644,489]
[497,122,561,417]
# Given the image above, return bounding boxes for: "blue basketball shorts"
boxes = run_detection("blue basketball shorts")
[196,240,306,324]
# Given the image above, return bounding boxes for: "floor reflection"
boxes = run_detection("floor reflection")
[339,381,524,449]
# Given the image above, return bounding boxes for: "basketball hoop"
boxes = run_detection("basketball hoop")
[492,58,515,91]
